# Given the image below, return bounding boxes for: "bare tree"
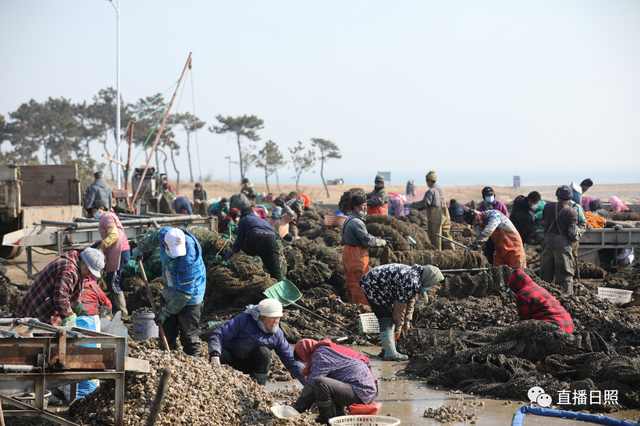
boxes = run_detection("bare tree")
[289,141,316,192]
[256,140,284,193]
[311,138,341,197]
[209,115,263,182]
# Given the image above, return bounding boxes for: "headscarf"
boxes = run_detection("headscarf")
[295,338,335,376]
[609,196,629,212]
[426,170,437,182]
[228,208,240,220]
[421,266,444,289]
[244,305,279,334]
[253,205,268,218]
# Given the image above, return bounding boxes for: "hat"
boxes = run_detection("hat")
[589,199,603,212]
[272,206,283,219]
[220,197,228,204]
[351,195,366,207]
[481,186,494,197]
[580,178,593,188]
[421,265,444,289]
[80,247,106,279]
[240,206,255,217]
[242,178,250,184]
[258,298,283,317]
[253,206,268,218]
[375,174,385,183]
[228,207,240,219]
[89,200,106,211]
[463,209,477,225]
[555,185,573,201]
[164,228,187,257]
[195,182,202,188]
[426,171,437,182]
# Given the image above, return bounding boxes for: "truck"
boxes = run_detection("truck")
[0,164,83,259]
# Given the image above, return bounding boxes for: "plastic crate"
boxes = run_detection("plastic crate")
[358,313,380,334]
[329,415,401,426]
[324,214,347,226]
[597,287,633,304]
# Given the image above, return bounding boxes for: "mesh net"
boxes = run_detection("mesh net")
[609,211,640,221]
[338,188,366,215]
[366,215,434,250]
[366,223,410,251]
[380,247,490,270]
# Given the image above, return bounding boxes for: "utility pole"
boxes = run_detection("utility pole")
[108,0,121,190]
[224,156,237,183]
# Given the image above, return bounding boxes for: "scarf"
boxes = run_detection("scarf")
[244,305,279,335]
[476,211,489,229]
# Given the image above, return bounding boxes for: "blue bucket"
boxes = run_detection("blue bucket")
[132,311,159,341]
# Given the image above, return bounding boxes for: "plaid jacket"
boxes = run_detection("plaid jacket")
[81,276,112,315]
[507,269,574,333]
[17,251,83,326]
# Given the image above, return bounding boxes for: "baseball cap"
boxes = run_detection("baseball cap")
[164,228,187,257]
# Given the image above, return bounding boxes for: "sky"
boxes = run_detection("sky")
[1,1,639,187]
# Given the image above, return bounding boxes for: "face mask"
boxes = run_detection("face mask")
[165,250,176,259]
[357,209,367,218]
[484,196,495,203]
[93,212,102,220]
[531,203,539,210]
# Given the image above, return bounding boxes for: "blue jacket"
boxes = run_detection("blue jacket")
[208,312,303,377]
[233,213,275,252]
[158,227,206,307]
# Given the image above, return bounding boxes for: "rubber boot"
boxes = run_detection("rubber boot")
[335,405,346,417]
[380,330,408,361]
[316,399,336,424]
[251,372,268,386]
[110,291,128,316]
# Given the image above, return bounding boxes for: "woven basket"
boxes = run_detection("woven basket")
[325,214,347,226]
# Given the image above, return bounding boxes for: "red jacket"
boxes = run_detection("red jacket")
[507,269,574,333]
[81,277,112,315]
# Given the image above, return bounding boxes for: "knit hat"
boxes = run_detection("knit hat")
[164,228,187,257]
[481,186,494,197]
[272,206,283,219]
[80,247,106,279]
[258,298,283,317]
[374,174,385,183]
[351,195,366,207]
[556,185,573,201]
[242,178,250,184]
[220,197,228,204]
[241,206,255,217]
[89,200,106,211]
[195,182,202,188]
[580,178,593,188]
[426,171,437,182]
[421,265,444,289]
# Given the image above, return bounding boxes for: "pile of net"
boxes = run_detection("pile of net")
[119,276,163,313]
[204,252,277,311]
[576,261,607,279]
[381,247,490,270]
[366,223,409,251]
[366,215,433,249]
[404,321,640,411]
[600,265,640,306]
[610,211,640,222]
[68,340,321,426]
[0,281,22,314]
[288,238,345,295]
[399,209,428,227]
[450,222,475,248]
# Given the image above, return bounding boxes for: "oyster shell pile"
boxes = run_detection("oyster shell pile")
[423,405,479,423]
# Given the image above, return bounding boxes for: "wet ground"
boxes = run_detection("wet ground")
[268,345,640,426]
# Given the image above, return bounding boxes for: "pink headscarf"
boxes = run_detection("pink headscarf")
[609,196,629,212]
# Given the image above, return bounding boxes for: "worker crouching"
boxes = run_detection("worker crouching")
[208,299,304,386]
[292,339,378,424]
[359,264,444,361]
[507,269,574,333]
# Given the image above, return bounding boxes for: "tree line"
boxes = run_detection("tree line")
[0,89,342,196]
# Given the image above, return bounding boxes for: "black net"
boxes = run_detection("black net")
[366,223,410,251]
[609,211,640,221]
[338,188,366,215]
[380,247,490,270]
[366,215,434,250]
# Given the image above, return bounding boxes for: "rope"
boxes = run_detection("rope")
[135,103,168,123]
[132,81,179,119]
[129,107,168,170]
[0,257,36,280]
[190,66,203,182]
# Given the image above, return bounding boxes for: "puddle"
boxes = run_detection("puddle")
[268,345,640,425]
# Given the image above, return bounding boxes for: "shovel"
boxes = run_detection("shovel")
[437,234,471,250]
[264,280,354,335]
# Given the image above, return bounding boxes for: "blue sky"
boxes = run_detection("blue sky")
[1,1,639,186]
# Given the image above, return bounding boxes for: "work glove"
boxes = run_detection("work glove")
[73,301,88,317]
[154,310,166,325]
[131,247,143,260]
[62,314,77,324]
[90,241,103,250]
[469,242,482,251]
[225,250,233,259]
[210,356,221,366]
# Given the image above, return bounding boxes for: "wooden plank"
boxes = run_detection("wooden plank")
[125,356,150,373]
[0,342,116,370]
[19,165,80,206]
[22,206,84,227]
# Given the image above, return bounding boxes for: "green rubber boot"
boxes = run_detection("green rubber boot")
[380,330,408,361]
[251,372,268,386]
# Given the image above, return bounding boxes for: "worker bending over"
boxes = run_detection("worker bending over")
[507,269,574,333]
[359,264,444,361]
[540,185,579,295]
[463,209,526,268]
[208,299,304,386]
[266,205,295,239]
[18,248,105,326]
[292,338,378,423]
[409,170,453,250]
[230,206,282,281]
[89,201,130,315]
[133,227,206,356]
[366,174,389,215]
[341,195,387,305]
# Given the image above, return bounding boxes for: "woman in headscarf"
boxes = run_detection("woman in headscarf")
[464,209,526,268]
[292,338,378,423]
